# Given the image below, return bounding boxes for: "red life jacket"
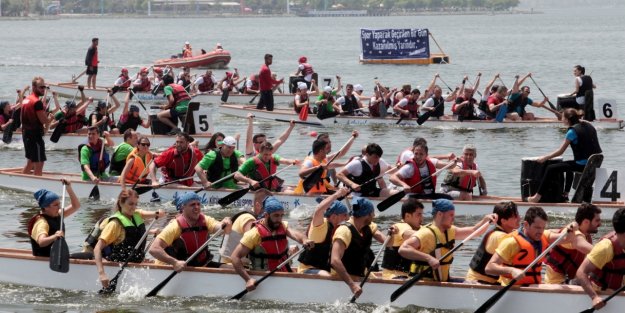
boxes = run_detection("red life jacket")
[176,214,210,266]
[21,94,43,132]
[161,147,199,187]
[294,93,309,113]
[63,111,85,133]
[301,63,314,76]
[252,156,281,191]
[396,147,412,164]
[197,75,215,92]
[246,76,260,92]
[546,230,591,280]
[119,74,131,90]
[590,232,625,290]
[406,98,419,118]
[170,84,191,104]
[503,230,549,285]
[443,161,478,192]
[402,159,436,194]
[249,221,289,271]
[137,77,151,92]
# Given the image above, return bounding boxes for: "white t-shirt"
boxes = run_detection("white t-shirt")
[114,76,127,86]
[343,157,390,177]
[194,75,216,86]
[420,97,436,113]
[298,64,313,82]
[397,160,437,194]
[396,98,409,108]
[245,79,258,90]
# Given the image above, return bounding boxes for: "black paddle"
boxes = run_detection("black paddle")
[231,247,306,300]
[99,216,160,294]
[350,229,393,303]
[474,227,571,313]
[248,92,260,104]
[579,283,625,313]
[220,87,230,103]
[128,89,148,111]
[274,118,322,127]
[218,165,294,207]
[145,228,224,297]
[49,183,70,273]
[438,76,454,92]
[1,107,19,144]
[377,161,456,212]
[88,139,106,201]
[303,134,356,193]
[529,76,558,111]
[133,176,193,195]
[390,221,492,302]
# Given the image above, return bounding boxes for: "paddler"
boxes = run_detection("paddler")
[131,67,152,93]
[244,113,295,158]
[109,129,138,177]
[336,143,396,198]
[156,74,191,135]
[119,135,154,191]
[116,92,150,133]
[439,144,487,200]
[234,141,299,193]
[79,127,115,183]
[113,68,131,91]
[195,136,245,190]
[51,93,91,134]
[381,199,424,279]
[149,132,204,187]
[193,70,217,94]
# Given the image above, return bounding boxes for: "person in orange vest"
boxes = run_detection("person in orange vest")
[182,41,193,58]
[120,136,154,191]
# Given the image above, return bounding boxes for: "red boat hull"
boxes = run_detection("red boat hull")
[154,50,231,69]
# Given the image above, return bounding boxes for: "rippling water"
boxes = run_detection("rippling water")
[0,6,624,312]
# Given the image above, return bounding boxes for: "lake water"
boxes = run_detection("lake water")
[0,6,624,312]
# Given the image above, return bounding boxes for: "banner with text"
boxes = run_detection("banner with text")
[360,28,430,60]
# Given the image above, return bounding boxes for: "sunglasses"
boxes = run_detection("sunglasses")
[37,85,47,89]
[139,142,151,147]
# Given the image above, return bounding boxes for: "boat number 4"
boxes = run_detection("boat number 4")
[594,169,623,202]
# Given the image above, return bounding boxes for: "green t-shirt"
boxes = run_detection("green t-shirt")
[197,149,244,189]
[164,85,190,114]
[238,155,281,177]
[317,91,337,113]
[109,142,134,176]
[80,144,110,181]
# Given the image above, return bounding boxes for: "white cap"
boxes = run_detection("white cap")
[222,136,236,147]
[216,43,222,47]
[185,41,190,45]
[297,82,308,90]
[354,84,364,92]
[323,86,332,93]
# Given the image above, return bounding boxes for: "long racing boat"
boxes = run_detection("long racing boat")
[0,248,622,312]
[0,168,623,218]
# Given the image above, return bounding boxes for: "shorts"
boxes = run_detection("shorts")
[169,107,180,119]
[23,131,46,162]
[86,66,98,75]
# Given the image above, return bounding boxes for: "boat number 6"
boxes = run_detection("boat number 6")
[602,102,613,118]
[600,170,620,202]
[198,115,210,132]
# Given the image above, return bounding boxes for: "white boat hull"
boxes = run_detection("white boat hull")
[0,168,623,218]
[219,104,625,130]
[0,248,622,312]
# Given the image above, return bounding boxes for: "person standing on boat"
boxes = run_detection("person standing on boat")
[116,92,150,134]
[119,136,154,190]
[193,70,217,94]
[195,135,245,190]
[527,108,602,203]
[465,201,520,284]
[577,208,625,310]
[440,144,487,200]
[85,38,98,89]
[381,199,424,279]
[256,54,284,111]
[28,180,81,257]
[399,199,495,282]
[149,191,232,272]
[109,129,138,177]
[545,203,601,284]
[95,189,164,288]
[337,143,395,198]
[231,197,313,291]
[21,77,52,176]
[182,41,193,58]
[571,65,596,121]
[235,141,299,193]
[113,68,131,92]
[293,56,315,89]
[157,75,191,135]
[331,197,388,297]
[244,113,295,158]
[80,127,115,182]
[149,132,203,187]
[485,206,576,286]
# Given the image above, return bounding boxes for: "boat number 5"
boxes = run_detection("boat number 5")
[192,109,214,134]
[198,115,210,132]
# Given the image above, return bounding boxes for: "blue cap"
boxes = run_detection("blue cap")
[34,189,59,209]
[432,199,455,214]
[324,200,348,218]
[351,197,374,217]
[173,191,207,211]
[129,105,140,112]
[263,196,284,214]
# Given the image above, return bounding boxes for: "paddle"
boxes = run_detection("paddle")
[390,220,492,302]
[99,216,160,294]
[248,92,260,104]
[2,106,19,144]
[303,134,356,193]
[129,159,154,192]
[474,227,571,313]
[88,139,106,201]
[49,183,70,273]
[133,176,193,195]
[220,83,231,103]
[417,100,445,125]
[218,165,295,207]
[438,76,454,92]
[377,161,456,212]
[145,228,225,297]
[231,246,307,300]
[71,69,87,83]
[529,76,558,111]
[50,88,80,143]
[128,89,148,111]
[350,229,393,303]
[274,118,321,127]
[579,284,625,313]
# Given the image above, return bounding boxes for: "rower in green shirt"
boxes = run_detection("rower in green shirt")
[234,141,299,193]
[195,136,245,189]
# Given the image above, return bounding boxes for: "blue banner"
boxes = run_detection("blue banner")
[360,28,430,60]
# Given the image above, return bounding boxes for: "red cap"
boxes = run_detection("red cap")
[140,67,149,73]
[154,67,163,74]
[298,56,307,63]
[121,68,128,73]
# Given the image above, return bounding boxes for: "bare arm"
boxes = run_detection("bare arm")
[149,238,186,272]
[538,139,571,163]
[245,114,254,157]
[576,258,605,309]
[456,214,496,239]
[231,244,255,289]
[330,239,360,296]
[272,121,295,153]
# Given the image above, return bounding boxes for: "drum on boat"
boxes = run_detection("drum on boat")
[557,94,578,111]
[520,157,565,203]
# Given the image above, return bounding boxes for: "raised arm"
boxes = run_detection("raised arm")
[272,120,295,153]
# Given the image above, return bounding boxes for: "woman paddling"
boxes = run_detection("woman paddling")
[119,136,155,191]
[527,108,602,203]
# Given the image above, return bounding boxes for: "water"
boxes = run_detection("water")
[0,6,624,312]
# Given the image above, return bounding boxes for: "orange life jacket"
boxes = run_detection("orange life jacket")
[121,148,153,184]
[503,230,549,285]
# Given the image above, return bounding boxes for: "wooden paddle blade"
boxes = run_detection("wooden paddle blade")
[146,271,178,297]
[49,238,70,273]
[303,167,324,193]
[218,187,250,207]
[133,185,154,195]
[221,89,230,103]
[417,112,431,125]
[89,185,100,201]
[389,267,430,302]
[2,127,13,144]
[377,190,406,212]
[474,280,515,313]
[231,289,249,300]
[49,122,65,143]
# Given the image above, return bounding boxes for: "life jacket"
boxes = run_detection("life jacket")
[118,74,131,90]
[301,63,314,76]
[454,96,477,120]
[121,148,152,184]
[161,146,200,187]
[442,161,478,192]
[503,230,549,285]
[576,75,593,98]
[590,232,625,290]
[245,76,260,93]
[197,75,215,92]
[117,114,142,134]
[109,143,130,175]
[411,224,456,281]
[250,156,282,192]
[346,159,380,197]
[298,220,335,272]
[406,98,419,118]
[89,111,113,134]
[84,216,108,250]
[469,226,506,283]
[170,83,191,105]
[340,221,373,277]
[219,211,255,262]
[546,230,591,280]
[166,214,213,267]
[402,159,436,194]
[249,221,290,271]
[295,156,328,194]
[27,213,63,257]
[62,111,86,133]
[21,94,44,133]
[106,211,146,263]
[478,99,495,119]
[293,93,309,113]
[431,96,445,118]
[78,139,110,175]
[137,77,151,92]
[206,149,239,188]
[341,94,359,115]
[381,221,416,273]
[569,122,602,162]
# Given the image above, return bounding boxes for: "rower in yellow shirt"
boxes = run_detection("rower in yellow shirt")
[381,198,424,279]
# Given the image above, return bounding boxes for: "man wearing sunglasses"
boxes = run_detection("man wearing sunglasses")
[21,76,52,176]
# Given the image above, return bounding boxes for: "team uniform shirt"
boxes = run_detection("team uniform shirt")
[382,221,417,279]
[238,155,282,177]
[585,238,625,287]
[297,219,332,273]
[298,64,313,82]
[194,75,217,89]
[154,214,220,265]
[413,224,457,282]
[420,97,437,114]
[30,215,59,242]
[80,144,110,181]
[342,157,391,196]
[396,98,409,108]
[98,209,149,246]
[112,142,134,164]
[196,150,244,189]
[114,76,129,86]
[330,218,378,276]
[164,85,189,114]
[465,230,509,282]
[494,230,552,285]
[239,221,289,249]
[544,230,586,284]
[397,160,440,194]
[220,212,256,264]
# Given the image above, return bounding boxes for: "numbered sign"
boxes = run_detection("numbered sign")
[593,168,623,202]
[595,98,618,119]
[192,108,214,134]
